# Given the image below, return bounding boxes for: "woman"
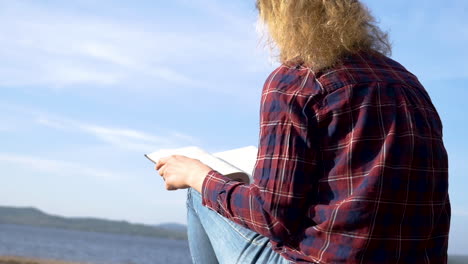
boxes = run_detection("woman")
[156,1,450,263]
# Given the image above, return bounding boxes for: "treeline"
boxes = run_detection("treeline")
[0,206,187,240]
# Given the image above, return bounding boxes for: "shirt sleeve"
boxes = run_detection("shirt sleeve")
[201,67,320,244]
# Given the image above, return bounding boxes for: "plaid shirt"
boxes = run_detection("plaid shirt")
[202,52,450,264]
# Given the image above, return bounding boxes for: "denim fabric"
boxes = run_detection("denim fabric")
[186,188,291,264]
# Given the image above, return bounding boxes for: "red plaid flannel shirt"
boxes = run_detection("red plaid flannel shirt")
[202,52,450,263]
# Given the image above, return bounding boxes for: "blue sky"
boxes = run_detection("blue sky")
[0,0,467,255]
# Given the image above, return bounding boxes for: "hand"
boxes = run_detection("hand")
[155,155,212,192]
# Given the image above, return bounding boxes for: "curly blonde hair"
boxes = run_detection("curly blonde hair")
[256,0,391,70]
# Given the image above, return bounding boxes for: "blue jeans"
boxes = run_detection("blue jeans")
[186,188,292,264]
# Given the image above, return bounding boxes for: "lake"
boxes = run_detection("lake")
[2,223,466,264]
[0,224,192,264]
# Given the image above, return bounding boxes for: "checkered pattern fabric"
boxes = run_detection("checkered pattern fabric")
[202,52,450,264]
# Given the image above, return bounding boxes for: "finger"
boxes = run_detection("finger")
[158,164,167,177]
[165,183,177,191]
[156,156,171,170]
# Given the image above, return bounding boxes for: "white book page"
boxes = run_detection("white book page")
[212,146,258,177]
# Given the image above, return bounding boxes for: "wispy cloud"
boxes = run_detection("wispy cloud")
[0,2,202,89]
[0,102,200,152]
[0,0,270,91]
[0,153,121,180]
[35,116,200,152]
[175,0,253,30]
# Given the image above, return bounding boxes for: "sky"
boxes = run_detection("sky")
[0,0,467,255]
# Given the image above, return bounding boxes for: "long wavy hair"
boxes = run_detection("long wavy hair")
[256,0,392,70]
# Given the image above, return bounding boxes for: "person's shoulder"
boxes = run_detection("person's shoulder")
[317,52,422,92]
[262,63,315,94]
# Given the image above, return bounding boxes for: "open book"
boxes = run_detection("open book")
[145,146,258,184]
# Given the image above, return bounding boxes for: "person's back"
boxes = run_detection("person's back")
[258,51,450,263]
[156,1,450,263]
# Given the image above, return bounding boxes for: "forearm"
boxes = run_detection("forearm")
[201,170,306,243]
[188,168,208,193]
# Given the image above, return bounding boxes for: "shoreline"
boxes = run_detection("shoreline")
[0,256,86,264]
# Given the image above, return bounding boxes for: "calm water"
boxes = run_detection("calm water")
[0,224,192,264]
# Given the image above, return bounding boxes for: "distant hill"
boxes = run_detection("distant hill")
[0,206,187,240]
[157,223,188,233]
[449,255,468,264]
